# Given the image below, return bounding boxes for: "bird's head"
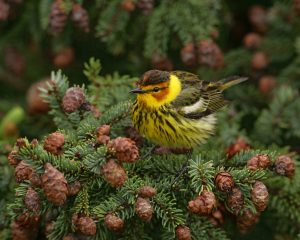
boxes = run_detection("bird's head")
[131,70,181,108]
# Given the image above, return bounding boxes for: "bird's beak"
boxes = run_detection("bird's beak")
[130,88,145,94]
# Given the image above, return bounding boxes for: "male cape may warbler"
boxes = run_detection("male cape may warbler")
[131,70,247,148]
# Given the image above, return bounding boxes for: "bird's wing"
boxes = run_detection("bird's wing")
[170,72,229,119]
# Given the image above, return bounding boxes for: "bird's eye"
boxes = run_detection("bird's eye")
[153,87,160,92]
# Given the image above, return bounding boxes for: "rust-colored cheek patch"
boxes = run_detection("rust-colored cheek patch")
[152,88,169,101]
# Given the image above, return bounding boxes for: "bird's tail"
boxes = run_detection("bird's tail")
[218,76,248,91]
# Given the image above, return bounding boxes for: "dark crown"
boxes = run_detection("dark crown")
[138,70,170,86]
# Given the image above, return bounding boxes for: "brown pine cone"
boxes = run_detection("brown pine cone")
[175,225,191,240]
[247,154,271,171]
[243,32,262,49]
[226,137,250,158]
[259,75,276,94]
[197,40,224,69]
[124,126,144,146]
[25,187,40,214]
[151,55,173,71]
[62,87,86,113]
[15,161,33,183]
[248,5,268,33]
[251,51,269,70]
[8,150,19,167]
[45,221,54,236]
[0,0,9,21]
[43,132,65,155]
[4,47,26,76]
[41,163,68,206]
[104,213,124,232]
[226,187,244,215]
[137,0,153,15]
[97,124,111,136]
[153,146,172,155]
[121,0,136,11]
[135,197,153,222]
[138,186,157,198]
[67,181,81,196]
[101,159,127,187]
[251,181,269,212]
[97,135,110,145]
[275,155,295,178]
[49,0,67,35]
[53,47,75,68]
[188,191,216,215]
[294,0,300,16]
[237,209,260,234]
[214,172,234,192]
[63,235,77,240]
[181,43,197,67]
[26,79,52,114]
[209,209,224,226]
[15,211,39,227]
[29,171,42,187]
[71,4,90,33]
[11,221,38,240]
[76,216,97,236]
[16,138,26,148]
[107,137,139,163]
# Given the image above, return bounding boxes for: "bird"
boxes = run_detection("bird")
[130,70,247,148]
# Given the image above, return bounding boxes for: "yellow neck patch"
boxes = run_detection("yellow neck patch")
[137,74,182,108]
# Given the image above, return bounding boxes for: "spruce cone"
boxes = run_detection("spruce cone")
[215,172,234,192]
[181,43,197,67]
[135,197,153,222]
[124,126,144,146]
[251,181,269,212]
[275,155,295,178]
[294,0,300,16]
[53,47,75,68]
[101,159,127,187]
[188,191,216,215]
[15,212,39,227]
[71,4,90,33]
[8,150,19,167]
[247,154,271,171]
[26,79,52,114]
[29,171,42,187]
[62,87,86,113]
[25,187,40,214]
[251,51,269,70]
[137,0,153,15]
[41,163,68,206]
[237,209,260,234]
[4,47,26,76]
[0,0,9,21]
[43,132,65,155]
[11,221,38,240]
[49,0,67,35]
[259,75,276,94]
[226,137,250,158]
[67,181,81,196]
[151,55,173,71]
[227,187,244,215]
[121,0,136,12]
[104,213,124,231]
[175,225,191,240]
[248,5,268,33]
[197,40,224,69]
[138,186,157,198]
[97,124,111,136]
[97,135,110,145]
[76,216,97,236]
[107,137,139,163]
[15,161,33,183]
[209,209,224,226]
[45,222,54,236]
[243,32,262,49]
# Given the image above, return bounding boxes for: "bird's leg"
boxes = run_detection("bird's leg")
[171,149,193,188]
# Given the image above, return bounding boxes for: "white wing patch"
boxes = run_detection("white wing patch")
[182,98,207,114]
